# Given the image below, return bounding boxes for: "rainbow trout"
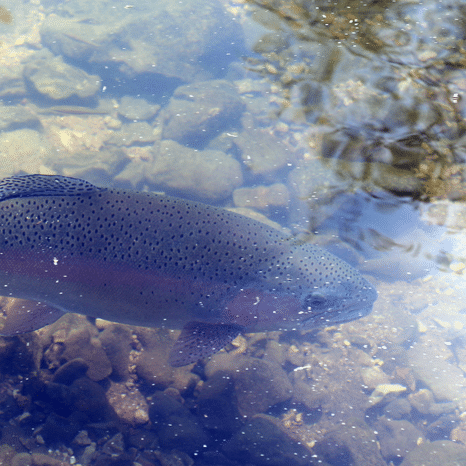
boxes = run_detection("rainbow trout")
[0,175,377,366]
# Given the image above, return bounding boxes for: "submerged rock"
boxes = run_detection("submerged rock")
[408,337,466,403]
[374,417,425,462]
[148,391,211,455]
[25,51,100,100]
[106,381,149,426]
[313,421,386,466]
[163,80,244,147]
[147,140,243,200]
[233,183,290,211]
[98,324,133,381]
[0,129,52,178]
[135,328,199,394]
[52,358,89,385]
[222,414,311,466]
[233,358,293,417]
[237,126,292,175]
[118,96,160,121]
[400,440,466,466]
[196,371,242,435]
[40,0,243,82]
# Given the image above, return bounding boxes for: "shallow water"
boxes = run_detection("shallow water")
[0,0,466,465]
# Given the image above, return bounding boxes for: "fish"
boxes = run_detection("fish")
[0,174,377,366]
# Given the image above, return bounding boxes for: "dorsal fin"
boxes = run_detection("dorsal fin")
[0,174,105,201]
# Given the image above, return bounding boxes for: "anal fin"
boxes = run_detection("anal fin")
[0,297,65,336]
[169,321,243,367]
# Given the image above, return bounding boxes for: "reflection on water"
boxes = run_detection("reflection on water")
[0,0,465,464]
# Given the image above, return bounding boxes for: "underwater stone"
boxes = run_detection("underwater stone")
[196,371,242,435]
[408,388,457,416]
[11,453,33,466]
[408,338,466,402]
[80,443,96,466]
[374,418,424,461]
[163,80,244,147]
[41,412,83,445]
[400,440,466,466]
[204,353,293,418]
[407,388,435,414]
[148,391,211,455]
[222,414,311,466]
[106,381,149,426]
[237,126,291,175]
[0,334,38,376]
[368,383,407,406]
[60,327,112,382]
[108,122,157,146]
[25,51,100,100]
[0,104,39,131]
[72,430,92,446]
[101,432,125,457]
[42,317,112,382]
[314,421,386,466]
[263,340,288,366]
[52,358,89,385]
[152,450,194,466]
[233,183,290,210]
[146,139,243,200]
[118,96,160,121]
[233,357,293,417]
[360,366,390,390]
[98,324,133,381]
[0,447,16,466]
[69,377,117,423]
[41,0,243,82]
[135,330,200,394]
[384,398,412,419]
[31,453,66,466]
[0,129,52,178]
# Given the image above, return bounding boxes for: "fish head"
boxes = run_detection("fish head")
[290,244,378,330]
[297,274,377,330]
[228,242,377,332]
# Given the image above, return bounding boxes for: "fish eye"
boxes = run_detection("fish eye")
[303,292,327,311]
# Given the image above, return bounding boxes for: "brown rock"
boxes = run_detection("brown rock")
[99,324,133,381]
[135,329,199,394]
[106,381,149,426]
[42,316,112,381]
[233,183,290,210]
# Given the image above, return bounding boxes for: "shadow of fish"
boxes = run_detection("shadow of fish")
[0,175,377,366]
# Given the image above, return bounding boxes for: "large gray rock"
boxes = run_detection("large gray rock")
[400,440,466,466]
[25,51,100,100]
[163,80,244,147]
[148,391,211,455]
[40,0,243,81]
[233,357,293,417]
[147,139,243,200]
[408,336,466,402]
[314,421,386,466]
[374,417,425,461]
[222,415,312,466]
[0,129,52,178]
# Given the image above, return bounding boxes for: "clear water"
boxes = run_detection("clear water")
[0,0,466,465]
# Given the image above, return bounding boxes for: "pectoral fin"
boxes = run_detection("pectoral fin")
[0,297,65,335]
[169,321,243,367]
